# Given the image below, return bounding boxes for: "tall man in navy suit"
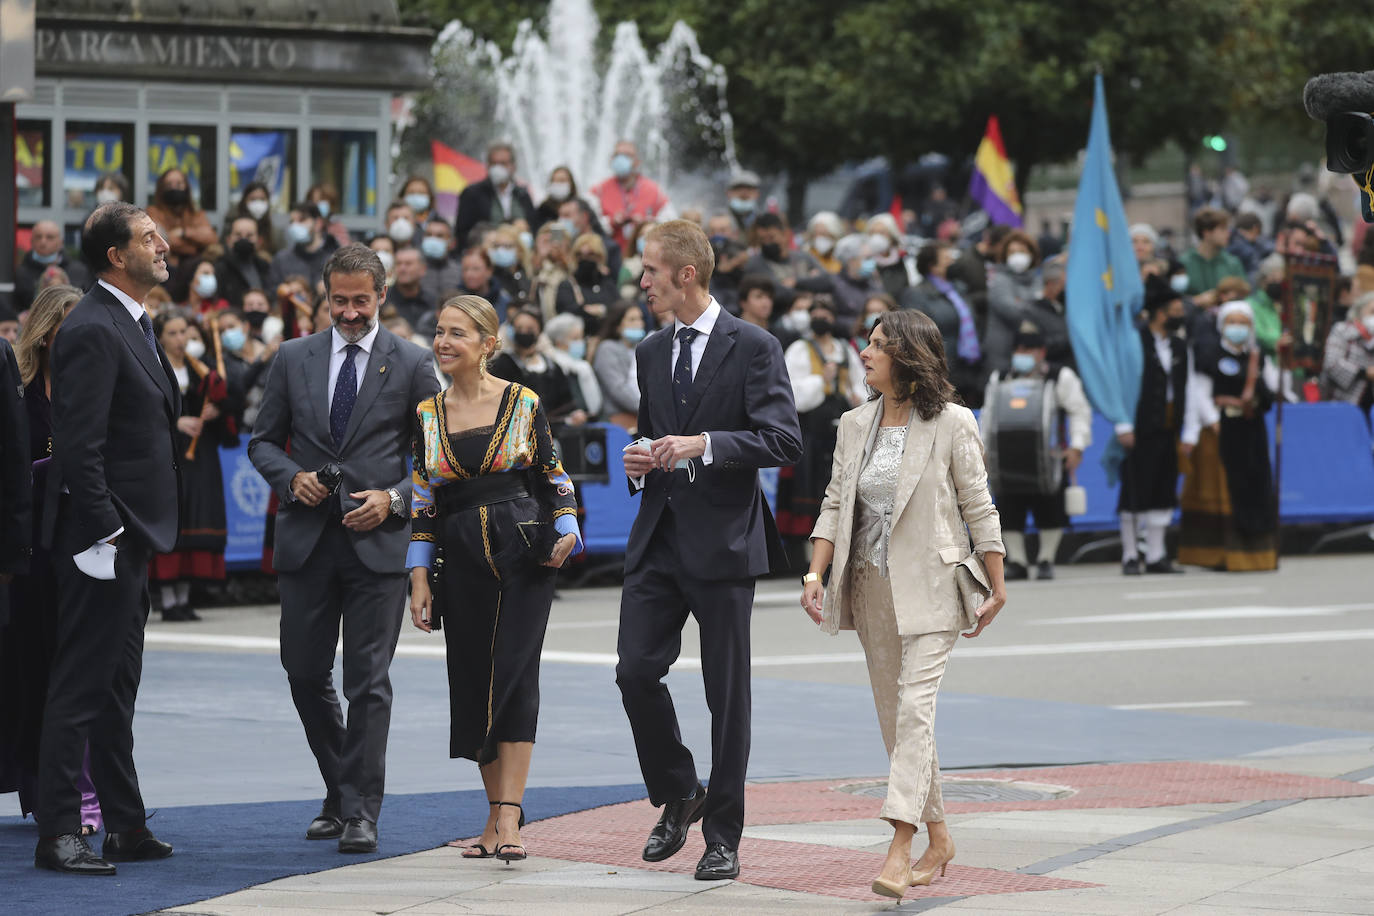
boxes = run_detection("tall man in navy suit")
[35,203,181,875]
[617,220,802,881]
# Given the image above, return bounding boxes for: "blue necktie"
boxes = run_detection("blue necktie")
[137,312,159,358]
[330,344,360,446]
[673,326,699,426]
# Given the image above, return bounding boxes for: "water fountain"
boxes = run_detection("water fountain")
[419,0,738,204]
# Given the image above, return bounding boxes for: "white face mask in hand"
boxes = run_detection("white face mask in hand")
[624,437,696,484]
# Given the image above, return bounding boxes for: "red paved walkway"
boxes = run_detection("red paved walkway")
[493,762,1374,902]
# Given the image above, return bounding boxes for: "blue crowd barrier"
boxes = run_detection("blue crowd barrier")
[215,405,1374,572]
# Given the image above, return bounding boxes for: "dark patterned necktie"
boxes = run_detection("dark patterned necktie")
[673,326,699,426]
[330,344,360,446]
[136,312,159,358]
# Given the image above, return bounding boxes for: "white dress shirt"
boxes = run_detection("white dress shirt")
[326,322,379,411]
[670,297,722,465]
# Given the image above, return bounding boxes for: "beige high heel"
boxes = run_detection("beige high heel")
[871,872,914,899]
[910,851,953,886]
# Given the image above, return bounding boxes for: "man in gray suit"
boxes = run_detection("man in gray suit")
[249,244,439,854]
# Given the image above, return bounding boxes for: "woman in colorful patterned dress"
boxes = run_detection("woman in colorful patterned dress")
[406,295,583,864]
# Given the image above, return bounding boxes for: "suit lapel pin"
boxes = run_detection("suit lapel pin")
[379,365,387,374]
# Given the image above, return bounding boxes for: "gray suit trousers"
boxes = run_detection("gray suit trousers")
[278,524,407,823]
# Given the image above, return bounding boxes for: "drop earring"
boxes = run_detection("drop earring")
[479,353,488,377]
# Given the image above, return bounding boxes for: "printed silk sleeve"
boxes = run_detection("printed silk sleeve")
[533,399,584,555]
[405,406,437,570]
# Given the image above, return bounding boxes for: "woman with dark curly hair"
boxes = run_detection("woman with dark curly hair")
[801,308,1006,899]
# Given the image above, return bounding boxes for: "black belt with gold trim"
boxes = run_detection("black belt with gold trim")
[434,473,532,516]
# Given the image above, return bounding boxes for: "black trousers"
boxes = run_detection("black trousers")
[616,518,755,848]
[277,524,406,824]
[36,499,152,836]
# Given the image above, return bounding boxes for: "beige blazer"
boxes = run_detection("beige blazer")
[811,398,1003,636]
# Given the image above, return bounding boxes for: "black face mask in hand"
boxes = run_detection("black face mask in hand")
[575,259,601,285]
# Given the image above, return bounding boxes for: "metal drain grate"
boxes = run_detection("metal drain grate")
[843,779,1074,803]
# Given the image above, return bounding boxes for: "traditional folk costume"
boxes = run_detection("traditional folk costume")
[1178,301,1279,571]
[407,384,581,763]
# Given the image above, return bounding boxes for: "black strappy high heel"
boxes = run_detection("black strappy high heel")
[458,801,499,858]
[493,801,527,863]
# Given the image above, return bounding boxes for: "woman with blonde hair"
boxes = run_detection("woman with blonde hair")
[802,308,1006,899]
[408,295,583,863]
[2,285,104,834]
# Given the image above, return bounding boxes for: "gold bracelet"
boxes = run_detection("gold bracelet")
[801,572,820,586]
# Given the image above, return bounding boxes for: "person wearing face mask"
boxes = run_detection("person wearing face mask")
[852,293,897,348]
[15,221,91,312]
[980,324,1093,580]
[384,201,418,249]
[215,217,275,309]
[864,214,912,298]
[486,225,534,302]
[831,234,884,319]
[1117,275,1192,576]
[177,258,229,315]
[903,243,986,408]
[414,217,462,302]
[726,170,761,232]
[400,176,436,235]
[456,144,537,248]
[215,308,274,432]
[147,169,217,271]
[543,312,603,419]
[535,166,582,232]
[150,312,237,622]
[983,230,1043,377]
[230,181,278,255]
[742,213,826,294]
[592,140,672,253]
[487,307,584,425]
[1320,291,1374,413]
[593,300,647,430]
[555,233,617,338]
[1025,256,1074,371]
[776,295,866,567]
[93,171,130,206]
[268,202,339,293]
[1177,301,1279,571]
[308,182,353,249]
[806,212,844,274]
[1245,254,1286,357]
[367,235,398,288]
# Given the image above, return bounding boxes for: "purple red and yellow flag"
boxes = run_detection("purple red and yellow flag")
[968,115,1023,228]
[431,140,487,223]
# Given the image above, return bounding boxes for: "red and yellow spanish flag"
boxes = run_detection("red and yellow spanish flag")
[431,140,487,223]
[968,116,1023,228]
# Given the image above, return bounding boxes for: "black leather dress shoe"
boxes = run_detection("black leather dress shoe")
[695,842,739,880]
[338,817,378,853]
[103,826,174,861]
[1145,558,1185,574]
[306,802,344,840]
[35,834,117,875]
[642,782,706,862]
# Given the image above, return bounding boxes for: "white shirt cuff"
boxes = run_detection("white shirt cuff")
[701,432,713,466]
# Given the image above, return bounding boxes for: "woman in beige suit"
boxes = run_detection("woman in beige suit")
[802,309,1006,899]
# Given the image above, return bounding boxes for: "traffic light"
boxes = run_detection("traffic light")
[1203,135,1228,152]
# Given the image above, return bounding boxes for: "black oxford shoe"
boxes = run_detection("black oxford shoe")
[306,802,344,840]
[103,826,174,861]
[642,781,706,862]
[1145,558,1185,574]
[695,842,740,880]
[338,817,378,853]
[35,833,117,875]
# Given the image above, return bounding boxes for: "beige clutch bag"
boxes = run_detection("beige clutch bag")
[955,553,991,631]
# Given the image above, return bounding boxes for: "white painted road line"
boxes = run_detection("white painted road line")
[146,626,1374,666]
[1032,604,1374,625]
[1122,587,1264,601]
[1111,700,1251,711]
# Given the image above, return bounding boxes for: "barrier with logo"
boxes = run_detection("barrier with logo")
[220,406,1374,571]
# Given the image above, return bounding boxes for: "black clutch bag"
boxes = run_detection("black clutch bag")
[428,542,445,630]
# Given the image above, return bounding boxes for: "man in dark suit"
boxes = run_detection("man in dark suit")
[249,244,439,854]
[617,220,802,881]
[0,336,32,637]
[35,203,181,875]
[454,142,536,247]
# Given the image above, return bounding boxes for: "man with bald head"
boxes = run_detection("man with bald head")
[16,220,91,311]
[592,140,672,254]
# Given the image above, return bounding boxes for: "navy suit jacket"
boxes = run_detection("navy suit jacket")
[626,307,802,580]
[49,282,181,553]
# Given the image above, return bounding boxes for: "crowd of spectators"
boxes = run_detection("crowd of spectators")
[7,146,1374,598]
